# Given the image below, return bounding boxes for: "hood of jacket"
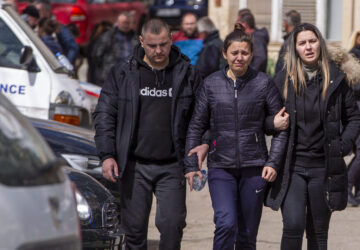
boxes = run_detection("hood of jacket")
[327,43,360,88]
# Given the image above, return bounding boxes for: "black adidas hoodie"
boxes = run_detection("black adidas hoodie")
[130,44,181,163]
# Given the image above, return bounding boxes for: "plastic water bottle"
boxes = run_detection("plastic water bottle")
[56,52,74,71]
[193,169,208,191]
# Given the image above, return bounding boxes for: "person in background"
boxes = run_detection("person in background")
[35,0,79,65]
[21,5,39,30]
[93,19,204,249]
[172,13,203,65]
[92,12,138,86]
[265,23,360,250]
[184,23,288,250]
[275,10,301,74]
[346,29,360,206]
[196,16,225,79]
[37,17,62,56]
[237,10,269,73]
[86,21,113,84]
[349,30,360,60]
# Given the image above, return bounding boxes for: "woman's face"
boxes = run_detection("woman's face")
[223,41,252,76]
[296,30,320,66]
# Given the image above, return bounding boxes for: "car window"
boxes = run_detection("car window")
[0,94,64,186]
[0,18,25,69]
[4,5,67,74]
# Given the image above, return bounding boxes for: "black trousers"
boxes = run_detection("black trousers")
[120,160,186,250]
[281,166,331,250]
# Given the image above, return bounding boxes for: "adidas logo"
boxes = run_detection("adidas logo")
[140,87,173,97]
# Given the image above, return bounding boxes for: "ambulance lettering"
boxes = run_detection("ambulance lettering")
[0,84,26,95]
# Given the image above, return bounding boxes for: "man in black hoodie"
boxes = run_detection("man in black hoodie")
[93,19,204,249]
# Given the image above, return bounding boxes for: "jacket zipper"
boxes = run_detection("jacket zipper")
[233,79,239,168]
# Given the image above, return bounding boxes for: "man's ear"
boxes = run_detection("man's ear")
[139,35,144,47]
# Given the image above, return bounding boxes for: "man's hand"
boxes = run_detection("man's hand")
[102,158,119,183]
[274,107,289,131]
[262,166,277,182]
[188,144,209,169]
[185,171,203,191]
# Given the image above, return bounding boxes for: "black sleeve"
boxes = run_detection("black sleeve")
[184,80,210,173]
[340,82,360,156]
[92,66,123,161]
[264,79,289,171]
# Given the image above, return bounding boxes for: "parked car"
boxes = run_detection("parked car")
[0,2,93,127]
[31,117,124,248]
[64,166,124,249]
[149,0,208,27]
[17,0,149,46]
[0,93,81,249]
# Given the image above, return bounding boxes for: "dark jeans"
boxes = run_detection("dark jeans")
[281,166,331,250]
[120,161,186,250]
[208,167,266,250]
[348,135,360,185]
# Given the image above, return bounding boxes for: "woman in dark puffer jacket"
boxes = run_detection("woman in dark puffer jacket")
[265,23,360,250]
[184,24,288,250]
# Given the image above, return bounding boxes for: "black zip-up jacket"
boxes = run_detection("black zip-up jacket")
[184,67,288,173]
[265,61,360,211]
[93,45,202,177]
[196,30,225,78]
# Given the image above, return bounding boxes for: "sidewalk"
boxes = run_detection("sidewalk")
[148,169,360,250]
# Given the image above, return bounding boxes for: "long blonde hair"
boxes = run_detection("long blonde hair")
[347,29,360,51]
[283,23,330,100]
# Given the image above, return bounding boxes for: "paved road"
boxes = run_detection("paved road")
[147,178,360,250]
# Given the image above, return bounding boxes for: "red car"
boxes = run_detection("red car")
[17,0,149,46]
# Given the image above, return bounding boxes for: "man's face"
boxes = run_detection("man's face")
[35,3,51,19]
[181,14,197,37]
[116,15,131,33]
[28,16,39,29]
[140,28,172,66]
[283,20,290,33]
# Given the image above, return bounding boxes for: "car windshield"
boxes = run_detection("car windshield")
[3,5,67,73]
[0,94,63,186]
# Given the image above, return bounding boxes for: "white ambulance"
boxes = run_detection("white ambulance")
[0,2,94,127]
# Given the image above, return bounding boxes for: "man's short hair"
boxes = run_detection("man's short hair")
[141,19,170,38]
[118,11,132,19]
[285,10,301,27]
[35,0,51,11]
[237,8,251,17]
[197,16,217,33]
[239,13,255,29]
[181,12,198,23]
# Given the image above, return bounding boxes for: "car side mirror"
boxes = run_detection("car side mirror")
[20,46,34,66]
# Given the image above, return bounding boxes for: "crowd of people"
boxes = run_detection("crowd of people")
[16,2,360,249]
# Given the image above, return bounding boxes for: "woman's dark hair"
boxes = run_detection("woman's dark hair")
[223,23,253,53]
[38,18,60,36]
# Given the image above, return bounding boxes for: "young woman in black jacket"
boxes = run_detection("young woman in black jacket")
[265,23,360,250]
[184,24,288,250]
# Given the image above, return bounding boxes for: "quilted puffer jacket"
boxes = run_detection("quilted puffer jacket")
[184,66,288,173]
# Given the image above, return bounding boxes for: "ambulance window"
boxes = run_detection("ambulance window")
[0,18,25,70]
